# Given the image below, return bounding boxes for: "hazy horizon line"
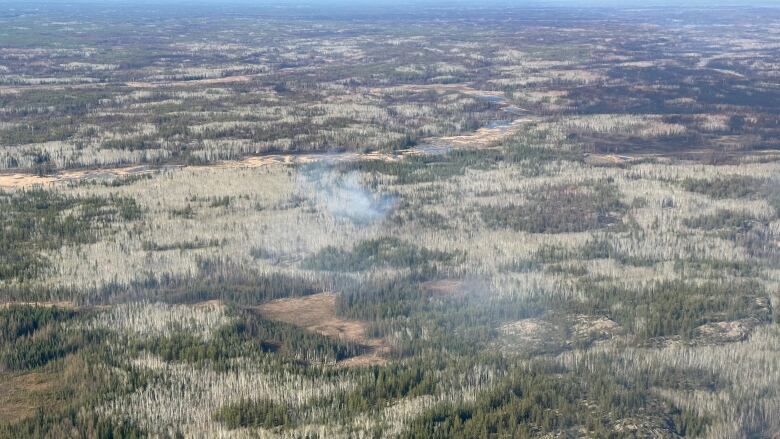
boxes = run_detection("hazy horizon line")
[6,0,780,7]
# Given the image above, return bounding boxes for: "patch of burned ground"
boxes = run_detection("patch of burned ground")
[256,292,390,367]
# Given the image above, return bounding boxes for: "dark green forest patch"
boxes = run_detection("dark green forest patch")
[481,181,625,233]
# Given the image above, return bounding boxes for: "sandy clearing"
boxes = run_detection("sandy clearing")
[0,173,59,188]
[257,293,367,342]
[429,118,535,148]
[257,292,389,367]
[0,165,154,189]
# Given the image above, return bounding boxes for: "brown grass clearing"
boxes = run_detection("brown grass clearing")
[0,301,76,310]
[0,354,106,424]
[0,370,60,423]
[256,292,389,367]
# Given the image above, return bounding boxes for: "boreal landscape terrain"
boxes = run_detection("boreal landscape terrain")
[1,1,779,437]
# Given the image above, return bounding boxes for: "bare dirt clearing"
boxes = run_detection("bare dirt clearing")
[0,165,154,189]
[257,292,389,367]
[429,118,535,148]
[0,371,59,423]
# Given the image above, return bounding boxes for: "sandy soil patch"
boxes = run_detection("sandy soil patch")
[0,173,59,188]
[429,118,534,148]
[0,165,152,189]
[257,292,389,367]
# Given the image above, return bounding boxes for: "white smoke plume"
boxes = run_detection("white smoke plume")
[299,164,394,224]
